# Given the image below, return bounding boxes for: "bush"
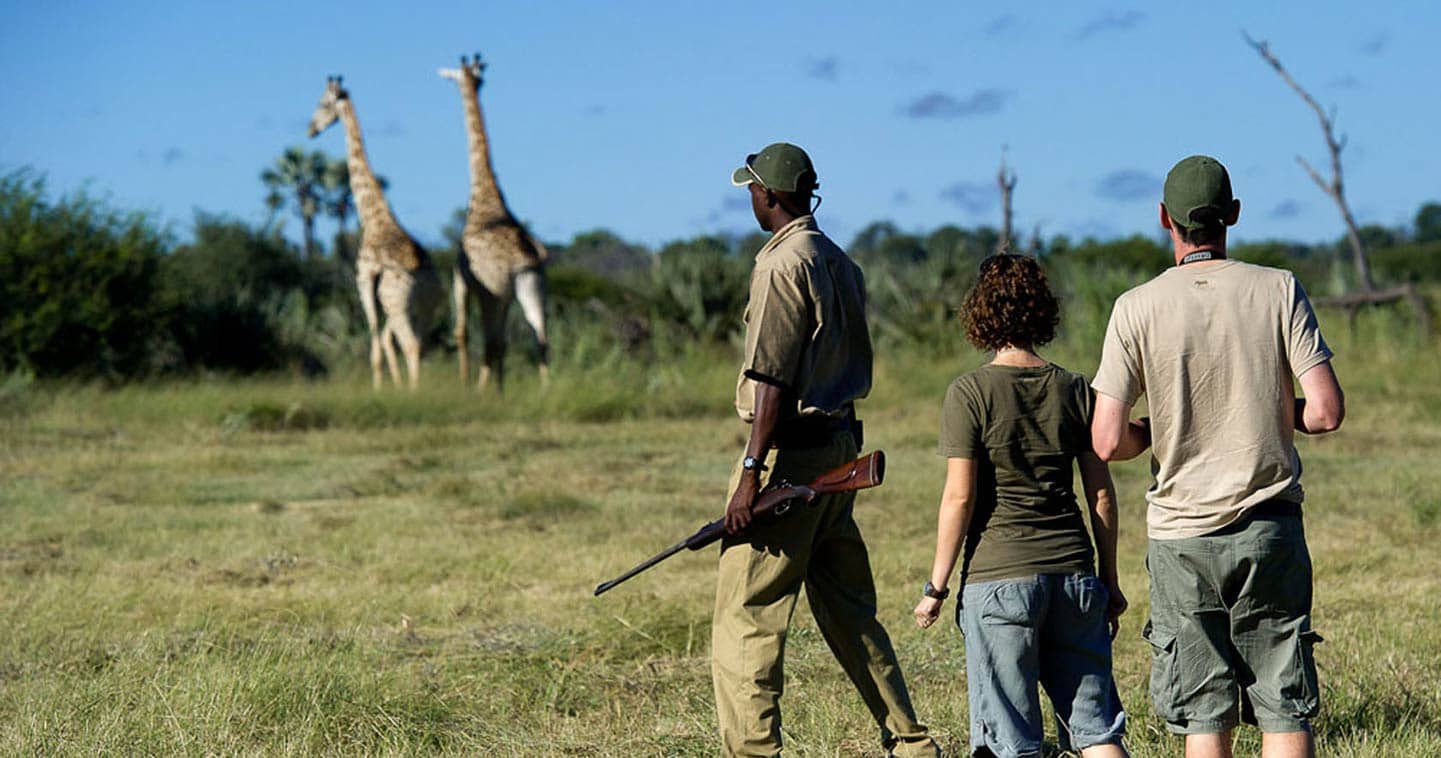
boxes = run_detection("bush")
[1044,258,1149,347]
[548,229,650,277]
[0,171,169,377]
[1047,234,1170,275]
[1231,240,1333,294]
[220,401,330,433]
[646,235,750,341]
[160,213,367,375]
[0,368,38,418]
[1371,242,1441,285]
[162,214,307,372]
[864,245,976,350]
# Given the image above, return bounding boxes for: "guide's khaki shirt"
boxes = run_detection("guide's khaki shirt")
[1092,260,1333,539]
[735,215,872,422]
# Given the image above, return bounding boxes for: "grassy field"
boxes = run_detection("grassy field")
[3,312,1440,756]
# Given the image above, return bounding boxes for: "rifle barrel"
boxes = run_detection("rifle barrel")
[593,537,690,596]
[593,451,885,597]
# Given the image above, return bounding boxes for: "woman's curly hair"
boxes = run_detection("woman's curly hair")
[961,254,1060,351]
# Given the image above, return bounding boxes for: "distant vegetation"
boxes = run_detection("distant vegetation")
[3,167,1438,381]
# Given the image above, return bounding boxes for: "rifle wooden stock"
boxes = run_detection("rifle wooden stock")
[593,451,886,596]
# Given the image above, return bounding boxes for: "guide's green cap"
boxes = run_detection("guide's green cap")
[1163,155,1233,229]
[730,142,817,193]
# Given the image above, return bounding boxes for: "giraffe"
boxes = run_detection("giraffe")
[308,76,442,390]
[438,53,549,392]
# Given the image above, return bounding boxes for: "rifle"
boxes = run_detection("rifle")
[593,450,886,596]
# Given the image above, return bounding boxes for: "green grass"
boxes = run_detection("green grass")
[2,309,1440,756]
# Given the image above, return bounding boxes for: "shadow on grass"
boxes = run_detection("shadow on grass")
[501,493,594,527]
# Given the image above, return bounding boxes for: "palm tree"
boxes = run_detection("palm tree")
[321,158,354,265]
[261,147,328,259]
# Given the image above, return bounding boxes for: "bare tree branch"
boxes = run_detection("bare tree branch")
[997,146,1017,254]
[1295,156,1328,196]
[1244,33,1374,291]
[1244,32,1431,333]
[1244,31,1374,291]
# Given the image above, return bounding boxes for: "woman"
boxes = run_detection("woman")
[913,254,1129,758]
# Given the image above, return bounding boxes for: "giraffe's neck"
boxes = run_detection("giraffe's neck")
[337,98,403,241]
[461,84,511,223]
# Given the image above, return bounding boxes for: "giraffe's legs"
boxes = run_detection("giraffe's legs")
[453,266,471,384]
[477,286,509,393]
[372,332,387,389]
[514,268,550,385]
[357,266,384,390]
[380,321,403,388]
[389,314,423,392]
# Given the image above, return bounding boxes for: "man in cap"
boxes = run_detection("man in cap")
[1091,155,1345,758]
[712,142,940,757]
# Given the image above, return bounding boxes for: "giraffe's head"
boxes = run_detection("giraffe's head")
[437,53,486,92]
[308,76,348,138]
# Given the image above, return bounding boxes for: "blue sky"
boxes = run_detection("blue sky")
[2,1,1436,251]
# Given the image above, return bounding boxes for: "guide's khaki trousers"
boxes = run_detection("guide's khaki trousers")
[711,432,938,757]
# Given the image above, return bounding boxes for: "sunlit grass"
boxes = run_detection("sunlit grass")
[1,306,1438,755]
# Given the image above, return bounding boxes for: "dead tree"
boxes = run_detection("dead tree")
[1026,223,1043,256]
[997,147,1017,254]
[1245,32,1430,334]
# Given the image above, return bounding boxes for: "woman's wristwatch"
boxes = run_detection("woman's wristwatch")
[922,581,949,600]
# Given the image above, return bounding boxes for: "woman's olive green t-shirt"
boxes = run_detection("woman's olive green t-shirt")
[938,363,1096,585]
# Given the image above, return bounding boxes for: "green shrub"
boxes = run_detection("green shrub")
[0,368,37,418]
[161,214,356,374]
[0,171,169,377]
[220,401,330,433]
[1231,240,1335,294]
[646,235,750,341]
[1047,234,1170,275]
[1371,242,1441,285]
[864,249,976,350]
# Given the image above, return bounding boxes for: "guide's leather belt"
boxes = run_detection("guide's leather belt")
[772,409,862,450]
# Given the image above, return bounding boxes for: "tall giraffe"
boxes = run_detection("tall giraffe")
[438,54,549,392]
[308,76,442,390]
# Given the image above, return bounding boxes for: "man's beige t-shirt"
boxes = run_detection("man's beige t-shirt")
[735,215,872,422]
[1092,260,1333,539]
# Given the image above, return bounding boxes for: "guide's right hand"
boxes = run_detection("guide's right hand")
[723,471,760,534]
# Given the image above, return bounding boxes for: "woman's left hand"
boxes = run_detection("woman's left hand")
[1104,580,1128,640]
[913,596,943,628]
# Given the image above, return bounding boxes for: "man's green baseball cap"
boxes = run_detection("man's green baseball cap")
[1163,155,1234,229]
[730,142,818,193]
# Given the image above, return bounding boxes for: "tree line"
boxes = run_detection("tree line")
[3,164,1438,381]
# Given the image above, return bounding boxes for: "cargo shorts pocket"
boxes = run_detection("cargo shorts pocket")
[1143,619,1183,722]
[1284,629,1324,716]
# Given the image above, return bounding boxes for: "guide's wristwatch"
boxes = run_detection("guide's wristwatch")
[742,455,768,473]
[922,581,950,600]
